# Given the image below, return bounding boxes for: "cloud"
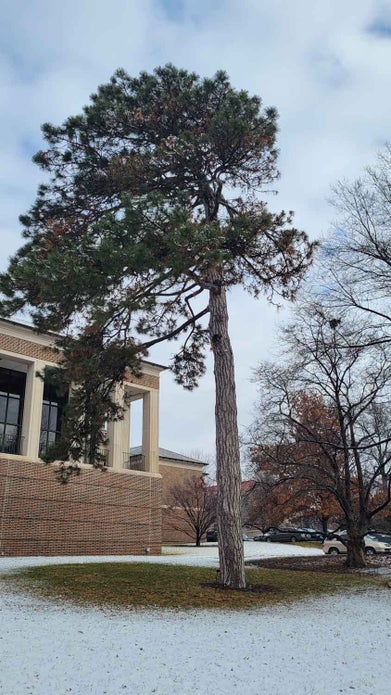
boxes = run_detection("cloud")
[0,0,390,456]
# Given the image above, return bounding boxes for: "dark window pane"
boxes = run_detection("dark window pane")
[49,404,58,432]
[41,403,49,430]
[7,397,20,425]
[0,367,26,397]
[40,382,67,456]
[4,425,18,452]
[5,424,17,438]
[47,431,56,445]
[0,395,6,423]
[0,369,25,443]
[43,381,66,404]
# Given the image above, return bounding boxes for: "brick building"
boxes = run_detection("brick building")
[130,447,206,544]
[0,318,205,556]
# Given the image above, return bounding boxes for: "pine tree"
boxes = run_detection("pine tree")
[0,66,314,587]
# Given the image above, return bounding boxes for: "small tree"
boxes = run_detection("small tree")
[166,476,216,546]
[0,66,314,587]
[250,304,391,568]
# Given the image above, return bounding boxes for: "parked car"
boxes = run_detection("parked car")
[299,528,325,542]
[206,530,250,542]
[323,533,391,556]
[370,532,391,544]
[206,529,218,542]
[253,527,311,543]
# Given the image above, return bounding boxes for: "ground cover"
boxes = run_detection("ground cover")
[2,561,382,610]
[248,554,391,573]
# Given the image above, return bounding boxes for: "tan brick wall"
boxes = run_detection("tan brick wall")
[160,463,204,544]
[0,330,160,390]
[0,457,162,556]
[0,333,59,363]
[160,463,203,501]
[124,370,160,390]
[162,508,199,545]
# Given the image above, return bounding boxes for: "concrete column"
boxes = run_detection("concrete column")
[21,360,45,458]
[121,401,131,463]
[107,385,130,470]
[142,389,159,474]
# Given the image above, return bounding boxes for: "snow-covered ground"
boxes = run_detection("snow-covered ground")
[1,545,390,695]
[0,540,322,573]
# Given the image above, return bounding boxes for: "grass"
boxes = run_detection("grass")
[2,562,382,611]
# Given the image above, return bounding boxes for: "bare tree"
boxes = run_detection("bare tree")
[323,144,391,344]
[250,303,391,568]
[166,476,216,546]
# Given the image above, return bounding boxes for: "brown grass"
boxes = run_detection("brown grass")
[2,561,382,611]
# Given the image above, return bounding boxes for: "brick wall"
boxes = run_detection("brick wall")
[162,508,198,545]
[125,369,160,390]
[160,463,205,544]
[0,330,160,391]
[0,457,162,556]
[160,462,204,500]
[0,333,59,363]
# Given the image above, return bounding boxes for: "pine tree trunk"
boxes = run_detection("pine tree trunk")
[209,279,246,589]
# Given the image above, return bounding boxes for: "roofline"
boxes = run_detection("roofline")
[142,360,167,371]
[0,317,167,371]
[0,316,61,337]
[130,446,208,466]
[160,457,206,466]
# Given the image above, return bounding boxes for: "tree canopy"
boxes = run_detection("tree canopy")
[1,66,312,340]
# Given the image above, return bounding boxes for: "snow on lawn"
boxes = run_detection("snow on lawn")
[0,541,322,573]
[1,545,389,695]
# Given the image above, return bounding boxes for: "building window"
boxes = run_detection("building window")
[39,381,67,457]
[0,367,26,454]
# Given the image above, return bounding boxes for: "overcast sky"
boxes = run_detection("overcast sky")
[1,0,390,462]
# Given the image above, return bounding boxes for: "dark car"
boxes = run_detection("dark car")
[299,528,325,542]
[253,527,311,543]
[206,529,218,542]
[206,530,250,542]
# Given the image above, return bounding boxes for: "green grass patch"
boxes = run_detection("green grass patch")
[1,562,381,610]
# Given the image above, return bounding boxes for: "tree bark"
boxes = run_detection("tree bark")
[209,278,246,588]
[321,516,329,536]
[345,535,366,568]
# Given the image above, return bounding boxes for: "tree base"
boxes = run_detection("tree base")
[345,544,367,569]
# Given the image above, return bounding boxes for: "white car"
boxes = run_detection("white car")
[323,533,391,556]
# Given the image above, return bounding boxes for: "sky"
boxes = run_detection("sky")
[1,0,390,462]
